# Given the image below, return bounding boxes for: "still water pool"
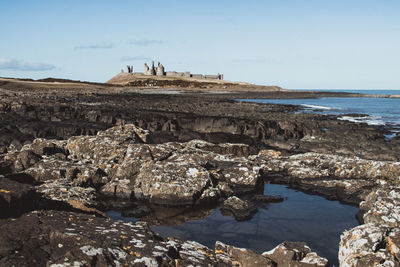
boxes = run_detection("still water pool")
[107,184,359,266]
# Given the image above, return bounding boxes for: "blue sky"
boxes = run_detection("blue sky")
[1,0,399,89]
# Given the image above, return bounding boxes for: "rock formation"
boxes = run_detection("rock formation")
[1,79,400,266]
[0,124,333,266]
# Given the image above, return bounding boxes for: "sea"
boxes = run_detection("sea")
[238,89,400,138]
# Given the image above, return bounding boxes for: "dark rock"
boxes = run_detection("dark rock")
[4,172,36,184]
[189,139,251,157]
[17,149,42,169]
[29,138,67,156]
[121,204,151,218]
[252,194,284,203]
[140,206,215,226]
[215,241,275,266]
[221,196,257,221]
[196,187,220,206]
[0,178,38,218]
[0,145,7,154]
[260,150,400,204]
[25,157,105,183]
[0,159,12,175]
[37,180,98,207]
[262,241,328,267]
[0,209,275,266]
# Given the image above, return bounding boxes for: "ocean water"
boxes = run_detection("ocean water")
[238,89,400,135]
[107,184,359,266]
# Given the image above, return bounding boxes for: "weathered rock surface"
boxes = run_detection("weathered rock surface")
[259,150,400,204]
[262,241,328,267]
[3,80,400,266]
[338,186,400,266]
[6,125,263,207]
[360,186,400,227]
[37,180,98,206]
[0,210,210,266]
[221,196,257,221]
[133,159,212,205]
[256,149,400,266]
[339,224,400,267]
[252,194,284,203]
[0,210,327,267]
[1,80,399,162]
[215,241,275,266]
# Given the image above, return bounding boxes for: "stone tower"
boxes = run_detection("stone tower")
[150,61,156,75]
[156,62,165,76]
[144,63,150,75]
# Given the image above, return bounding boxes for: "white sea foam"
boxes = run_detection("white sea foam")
[338,116,386,126]
[301,104,334,110]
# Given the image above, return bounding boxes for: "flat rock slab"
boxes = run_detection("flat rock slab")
[0,209,328,267]
[0,210,218,266]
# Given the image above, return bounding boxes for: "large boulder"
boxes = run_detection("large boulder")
[221,196,257,221]
[262,241,328,267]
[133,157,212,205]
[214,160,262,194]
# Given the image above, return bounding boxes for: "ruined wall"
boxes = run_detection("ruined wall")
[142,61,223,80]
[166,72,185,77]
[191,74,204,79]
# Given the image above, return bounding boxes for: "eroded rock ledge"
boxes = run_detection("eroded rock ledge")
[1,124,400,266]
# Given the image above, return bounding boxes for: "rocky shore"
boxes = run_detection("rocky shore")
[1,77,400,266]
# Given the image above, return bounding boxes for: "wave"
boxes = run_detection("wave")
[338,115,386,126]
[301,104,336,110]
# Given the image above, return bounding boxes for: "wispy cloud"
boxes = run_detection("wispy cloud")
[0,58,56,71]
[128,40,164,46]
[235,57,273,63]
[74,43,113,51]
[120,56,152,62]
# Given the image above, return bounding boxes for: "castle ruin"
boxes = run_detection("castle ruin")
[125,61,223,80]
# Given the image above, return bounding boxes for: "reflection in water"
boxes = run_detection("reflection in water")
[107,184,359,266]
[138,205,215,226]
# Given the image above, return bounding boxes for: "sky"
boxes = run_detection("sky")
[0,0,399,89]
